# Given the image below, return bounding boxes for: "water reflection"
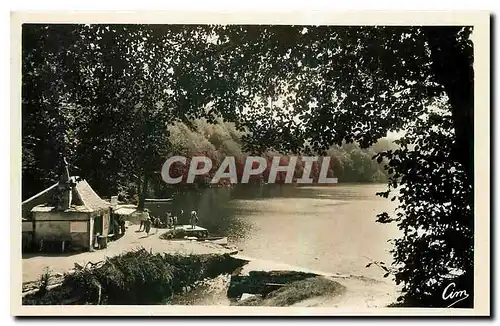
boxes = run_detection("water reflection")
[162,184,372,237]
[150,183,400,278]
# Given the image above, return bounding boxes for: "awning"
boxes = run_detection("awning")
[114,207,137,215]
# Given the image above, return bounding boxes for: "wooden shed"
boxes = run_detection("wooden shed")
[25,177,111,252]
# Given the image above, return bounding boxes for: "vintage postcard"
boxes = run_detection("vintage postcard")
[11,11,490,316]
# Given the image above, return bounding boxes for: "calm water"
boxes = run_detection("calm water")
[164,183,400,280]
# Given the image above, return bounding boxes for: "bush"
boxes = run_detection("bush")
[24,248,246,305]
[159,228,187,240]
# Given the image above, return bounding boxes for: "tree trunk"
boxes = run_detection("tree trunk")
[137,175,142,209]
[139,172,149,210]
[424,27,474,183]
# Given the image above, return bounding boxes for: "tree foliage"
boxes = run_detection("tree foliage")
[373,103,473,306]
[22,24,216,204]
[194,25,475,306]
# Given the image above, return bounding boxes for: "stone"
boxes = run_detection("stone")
[240,293,256,301]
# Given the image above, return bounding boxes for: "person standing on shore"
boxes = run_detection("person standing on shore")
[190,210,199,229]
[119,218,126,236]
[144,217,152,236]
[154,216,161,233]
[178,210,184,228]
[172,214,178,229]
[166,211,172,228]
[138,209,150,231]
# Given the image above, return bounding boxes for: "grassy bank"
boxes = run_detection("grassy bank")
[233,277,346,307]
[23,248,246,305]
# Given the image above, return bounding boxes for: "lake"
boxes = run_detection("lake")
[168,183,400,280]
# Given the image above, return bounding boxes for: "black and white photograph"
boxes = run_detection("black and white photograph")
[10,11,490,316]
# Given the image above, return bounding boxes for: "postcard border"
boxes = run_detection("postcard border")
[10,10,491,316]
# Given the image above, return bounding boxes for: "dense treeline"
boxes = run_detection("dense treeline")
[166,118,397,185]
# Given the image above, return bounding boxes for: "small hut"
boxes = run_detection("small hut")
[22,159,111,252]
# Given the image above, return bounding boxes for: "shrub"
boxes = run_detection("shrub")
[159,228,187,240]
[24,248,246,305]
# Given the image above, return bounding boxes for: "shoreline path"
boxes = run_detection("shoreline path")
[22,225,234,283]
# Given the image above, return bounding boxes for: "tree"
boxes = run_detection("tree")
[22,24,209,205]
[194,25,474,306]
[374,105,473,306]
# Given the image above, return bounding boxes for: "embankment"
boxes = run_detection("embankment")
[23,248,246,305]
[234,276,346,307]
[23,247,397,307]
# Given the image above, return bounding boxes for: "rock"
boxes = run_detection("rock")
[211,237,228,245]
[240,293,256,301]
[227,270,318,298]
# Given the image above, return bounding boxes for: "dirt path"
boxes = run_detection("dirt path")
[22,225,234,284]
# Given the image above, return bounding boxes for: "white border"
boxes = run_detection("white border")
[9,10,491,317]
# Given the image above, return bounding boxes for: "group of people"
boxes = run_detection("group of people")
[138,209,160,235]
[165,211,179,229]
[138,209,200,235]
[112,216,127,237]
